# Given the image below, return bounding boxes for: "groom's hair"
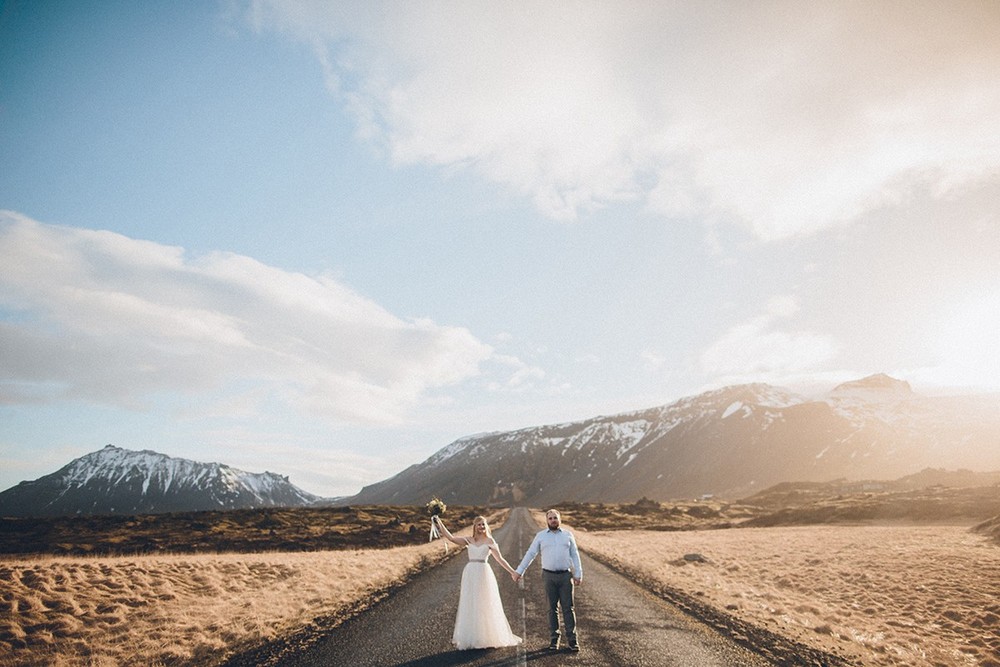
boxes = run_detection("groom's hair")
[546,509,561,518]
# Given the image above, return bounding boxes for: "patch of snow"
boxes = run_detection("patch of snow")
[428,436,482,465]
[609,420,650,459]
[753,387,805,408]
[722,401,744,419]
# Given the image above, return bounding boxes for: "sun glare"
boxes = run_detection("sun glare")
[936,292,1000,390]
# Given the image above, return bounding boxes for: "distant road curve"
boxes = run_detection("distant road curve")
[224,508,850,666]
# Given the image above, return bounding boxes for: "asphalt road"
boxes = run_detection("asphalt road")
[272,507,774,667]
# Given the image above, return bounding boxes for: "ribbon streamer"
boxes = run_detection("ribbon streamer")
[429,516,448,553]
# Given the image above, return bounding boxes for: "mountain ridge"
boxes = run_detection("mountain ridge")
[343,375,1000,506]
[0,445,320,517]
[5,375,1000,516]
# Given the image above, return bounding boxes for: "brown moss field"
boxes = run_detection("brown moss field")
[0,540,459,666]
[0,505,485,556]
[577,524,1000,667]
[561,488,1000,667]
[2,493,999,666]
[0,507,490,667]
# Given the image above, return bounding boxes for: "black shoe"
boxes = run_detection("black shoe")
[547,640,560,651]
[569,642,580,652]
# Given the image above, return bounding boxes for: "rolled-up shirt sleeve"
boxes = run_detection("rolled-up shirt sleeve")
[568,532,582,579]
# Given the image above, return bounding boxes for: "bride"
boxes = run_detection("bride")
[432,514,522,650]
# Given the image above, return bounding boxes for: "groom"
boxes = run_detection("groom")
[513,509,583,652]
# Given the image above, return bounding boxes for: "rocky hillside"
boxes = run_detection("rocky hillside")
[344,375,1000,506]
[0,445,320,517]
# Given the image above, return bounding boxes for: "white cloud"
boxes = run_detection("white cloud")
[0,212,492,423]
[192,428,397,497]
[766,296,800,320]
[485,353,546,392]
[700,296,838,383]
[641,350,666,371]
[248,1,1000,240]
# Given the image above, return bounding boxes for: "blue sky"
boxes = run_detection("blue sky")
[2,1,999,497]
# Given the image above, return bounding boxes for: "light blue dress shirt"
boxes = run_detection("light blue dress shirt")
[516,528,583,578]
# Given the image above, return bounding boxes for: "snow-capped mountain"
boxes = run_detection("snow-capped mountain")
[344,375,1000,506]
[0,445,320,517]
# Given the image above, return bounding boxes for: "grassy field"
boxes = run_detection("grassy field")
[565,486,1000,665]
[580,524,1000,667]
[2,488,999,666]
[0,507,497,666]
[1,546,446,666]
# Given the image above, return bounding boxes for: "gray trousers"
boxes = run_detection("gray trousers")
[542,569,576,643]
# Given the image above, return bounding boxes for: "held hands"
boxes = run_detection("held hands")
[510,572,522,582]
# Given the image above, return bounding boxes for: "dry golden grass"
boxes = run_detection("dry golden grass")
[0,532,466,666]
[577,524,1000,667]
[4,501,998,666]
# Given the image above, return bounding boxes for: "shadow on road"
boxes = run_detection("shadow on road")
[393,648,493,666]
[394,647,570,666]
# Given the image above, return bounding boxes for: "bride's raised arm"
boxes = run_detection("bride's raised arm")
[432,515,468,546]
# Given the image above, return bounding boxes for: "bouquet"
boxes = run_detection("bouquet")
[426,497,447,551]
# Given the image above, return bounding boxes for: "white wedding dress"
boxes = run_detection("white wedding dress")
[452,541,522,650]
